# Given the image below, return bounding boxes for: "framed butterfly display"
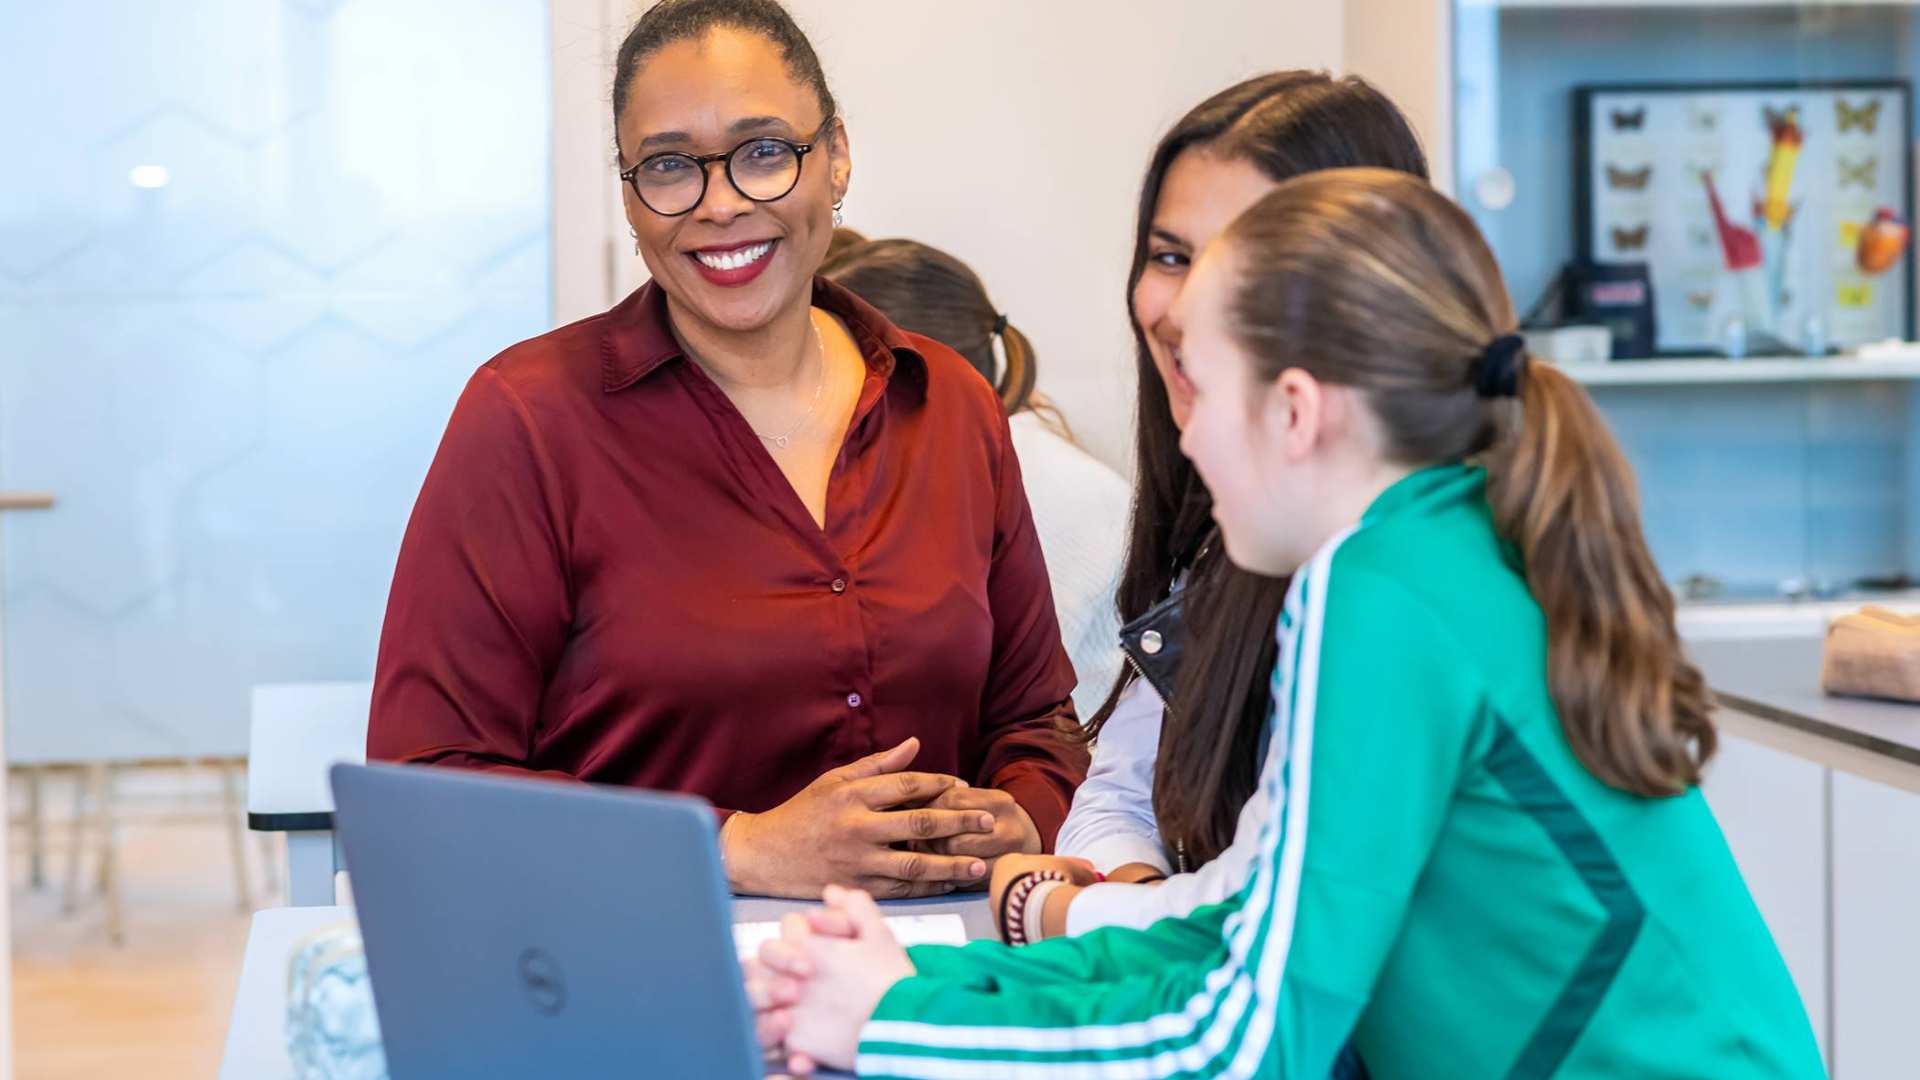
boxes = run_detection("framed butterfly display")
[1575,81,1913,357]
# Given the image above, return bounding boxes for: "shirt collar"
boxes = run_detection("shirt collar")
[599,276,925,394]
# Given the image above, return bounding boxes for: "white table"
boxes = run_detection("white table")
[246,682,373,907]
[219,895,994,1079]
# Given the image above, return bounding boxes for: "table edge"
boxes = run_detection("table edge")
[249,811,334,832]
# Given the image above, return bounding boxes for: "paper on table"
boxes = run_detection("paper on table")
[733,913,969,960]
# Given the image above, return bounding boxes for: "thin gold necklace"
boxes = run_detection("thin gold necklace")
[754,321,826,451]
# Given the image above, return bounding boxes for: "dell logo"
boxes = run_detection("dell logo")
[517,947,567,1016]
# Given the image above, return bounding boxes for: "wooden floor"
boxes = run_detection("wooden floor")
[10,770,277,1079]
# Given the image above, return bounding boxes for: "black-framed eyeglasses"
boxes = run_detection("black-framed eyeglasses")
[619,116,835,217]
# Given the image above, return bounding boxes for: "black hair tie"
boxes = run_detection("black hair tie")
[1472,334,1528,399]
[992,313,1009,336]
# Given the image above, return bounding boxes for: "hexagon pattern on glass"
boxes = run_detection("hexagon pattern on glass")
[0,1,552,762]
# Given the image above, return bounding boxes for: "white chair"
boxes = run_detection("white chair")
[247,682,371,906]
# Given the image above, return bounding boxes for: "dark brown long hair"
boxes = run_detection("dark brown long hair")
[821,236,1045,421]
[1097,72,1430,866]
[1224,169,1715,795]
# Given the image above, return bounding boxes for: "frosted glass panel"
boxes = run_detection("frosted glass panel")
[0,2,552,762]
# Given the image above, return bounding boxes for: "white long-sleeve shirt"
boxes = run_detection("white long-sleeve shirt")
[1007,412,1129,722]
[1053,675,1170,873]
[1066,759,1272,936]
[1054,664,1272,939]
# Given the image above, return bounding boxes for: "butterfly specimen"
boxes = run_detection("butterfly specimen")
[1610,106,1646,131]
[1686,290,1716,310]
[1689,106,1720,132]
[1612,224,1651,251]
[1836,98,1882,134]
[1606,164,1652,191]
[1837,281,1874,307]
[1839,156,1878,189]
[1763,104,1801,131]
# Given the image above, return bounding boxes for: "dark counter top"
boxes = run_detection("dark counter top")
[1690,636,1920,769]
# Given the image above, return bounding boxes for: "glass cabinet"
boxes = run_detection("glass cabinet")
[1455,1,1920,603]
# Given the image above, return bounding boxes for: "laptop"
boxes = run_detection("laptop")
[331,762,818,1078]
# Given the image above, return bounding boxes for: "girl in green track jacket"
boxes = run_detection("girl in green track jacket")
[746,170,1825,1080]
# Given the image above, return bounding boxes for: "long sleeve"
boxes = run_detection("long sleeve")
[856,534,1489,1079]
[367,367,579,784]
[975,412,1090,851]
[1065,742,1271,934]
[1054,677,1171,874]
[903,897,1236,990]
[360,356,844,823]
[365,368,759,819]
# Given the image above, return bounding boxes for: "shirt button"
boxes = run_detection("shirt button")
[847,693,863,709]
[831,578,848,594]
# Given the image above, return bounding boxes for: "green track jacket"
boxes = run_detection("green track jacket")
[856,464,1824,1079]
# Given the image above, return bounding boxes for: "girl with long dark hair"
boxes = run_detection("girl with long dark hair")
[1042,73,1432,933]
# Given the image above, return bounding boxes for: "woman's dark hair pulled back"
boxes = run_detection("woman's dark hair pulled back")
[612,0,836,156]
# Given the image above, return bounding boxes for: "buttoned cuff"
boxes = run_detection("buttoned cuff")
[994,768,1072,852]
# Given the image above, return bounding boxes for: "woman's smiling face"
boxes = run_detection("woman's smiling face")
[1131,148,1278,431]
[616,27,850,335]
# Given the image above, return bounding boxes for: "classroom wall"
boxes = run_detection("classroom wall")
[559,1,1348,472]
[1345,0,1454,195]
[787,2,1346,472]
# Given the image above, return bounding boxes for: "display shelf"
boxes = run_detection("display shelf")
[1679,590,1920,639]
[1564,351,1920,386]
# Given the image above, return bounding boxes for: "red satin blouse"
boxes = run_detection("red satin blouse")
[368,279,1087,846]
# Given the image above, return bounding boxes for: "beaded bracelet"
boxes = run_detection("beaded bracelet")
[1021,879,1065,946]
[1000,870,1066,946]
[995,871,1041,942]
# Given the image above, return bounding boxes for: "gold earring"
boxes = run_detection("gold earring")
[832,201,845,228]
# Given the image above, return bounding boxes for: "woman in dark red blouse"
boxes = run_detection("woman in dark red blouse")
[368,0,1086,900]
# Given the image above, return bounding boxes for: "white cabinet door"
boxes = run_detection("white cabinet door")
[1832,770,1920,1079]
[1702,731,1830,1062]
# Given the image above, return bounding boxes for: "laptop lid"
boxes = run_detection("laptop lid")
[330,763,765,1079]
